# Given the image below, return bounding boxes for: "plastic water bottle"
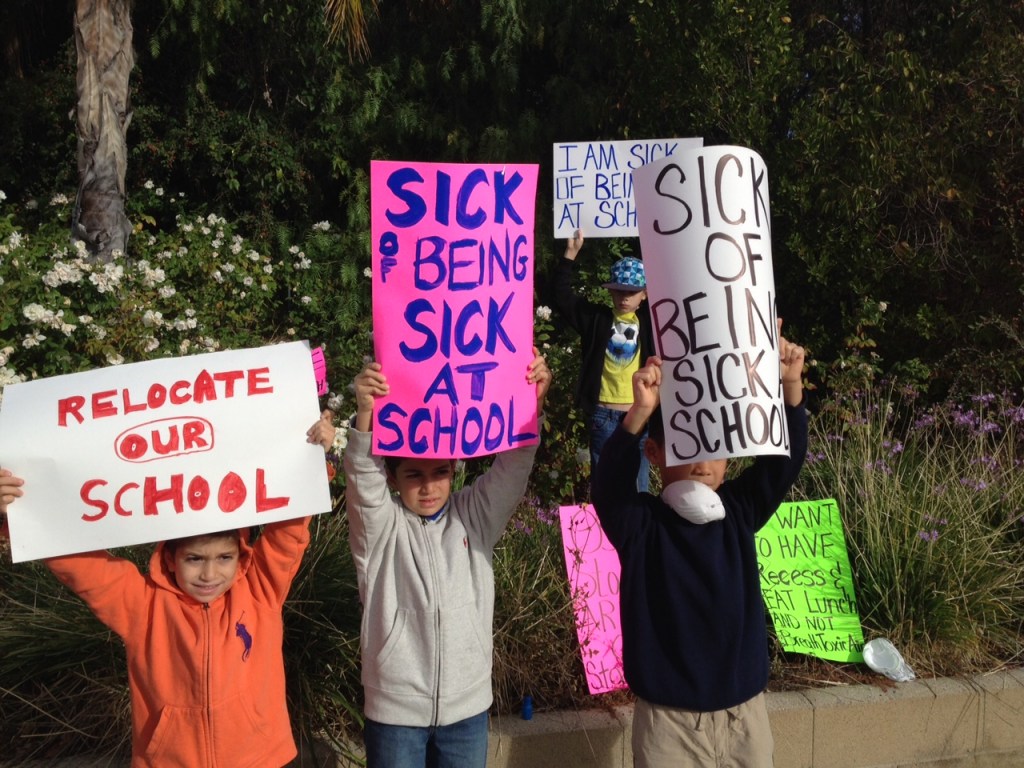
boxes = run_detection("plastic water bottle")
[521,695,533,720]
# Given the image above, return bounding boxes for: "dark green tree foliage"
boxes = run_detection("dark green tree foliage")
[0,1,78,204]
[4,0,1024,393]
[779,1,1024,393]
[613,0,1024,394]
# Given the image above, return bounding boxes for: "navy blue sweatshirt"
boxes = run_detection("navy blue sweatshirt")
[592,402,807,711]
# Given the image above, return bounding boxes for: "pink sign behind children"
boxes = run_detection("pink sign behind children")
[559,503,627,695]
[370,160,540,459]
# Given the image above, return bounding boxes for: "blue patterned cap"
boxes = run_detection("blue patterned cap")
[603,257,646,291]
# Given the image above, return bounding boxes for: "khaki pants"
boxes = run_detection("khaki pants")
[632,693,774,768]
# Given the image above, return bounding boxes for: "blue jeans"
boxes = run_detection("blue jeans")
[363,711,489,768]
[590,405,650,492]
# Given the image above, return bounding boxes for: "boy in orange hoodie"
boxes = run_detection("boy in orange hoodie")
[0,416,331,767]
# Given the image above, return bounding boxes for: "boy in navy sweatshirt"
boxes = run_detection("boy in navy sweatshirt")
[592,328,807,768]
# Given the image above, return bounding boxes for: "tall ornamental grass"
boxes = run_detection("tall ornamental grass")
[794,380,1024,675]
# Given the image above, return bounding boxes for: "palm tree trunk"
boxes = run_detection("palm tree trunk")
[72,0,134,264]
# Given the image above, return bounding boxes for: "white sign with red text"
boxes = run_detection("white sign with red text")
[0,342,331,562]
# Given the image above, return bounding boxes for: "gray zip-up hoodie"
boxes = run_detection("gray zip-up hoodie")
[343,423,541,727]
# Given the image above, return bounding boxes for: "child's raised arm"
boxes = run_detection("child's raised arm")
[778,319,807,407]
[622,356,663,435]
[353,362,389,433]
[527,348,552,412]
[563,228,584,261]
[306,409,337,452]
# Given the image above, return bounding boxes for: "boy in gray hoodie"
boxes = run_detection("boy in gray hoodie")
[329,351,550,768]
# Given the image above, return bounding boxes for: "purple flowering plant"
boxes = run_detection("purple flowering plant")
[795,374,1024,676]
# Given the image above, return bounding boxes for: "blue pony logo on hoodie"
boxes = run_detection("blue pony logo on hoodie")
[235,612,253,661]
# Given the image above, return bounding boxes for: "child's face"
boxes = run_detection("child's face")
[164,535,241,603]
[664,459,728,491]
[647,436,728,491]
[387,458,454,517]
[608,288,647,315]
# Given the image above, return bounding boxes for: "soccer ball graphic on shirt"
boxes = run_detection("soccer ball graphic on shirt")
[606,321,639,367]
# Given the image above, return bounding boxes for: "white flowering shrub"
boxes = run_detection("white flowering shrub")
[0,187,370,408]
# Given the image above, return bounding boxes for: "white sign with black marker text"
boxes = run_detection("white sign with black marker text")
[632,145,788,465]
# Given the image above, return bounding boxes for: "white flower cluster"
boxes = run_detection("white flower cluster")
[0,364,24,386]
[22,332,45,348]
[42,260,86,288]
[288,244,312,270]
[23,302,78,341]
[535,305,552,321]
[331,423,349,454]
[0,362,27,409]
[88,263,125,293]
[312,221,331,232]
[170,309,198,332]
[135,259,167,288]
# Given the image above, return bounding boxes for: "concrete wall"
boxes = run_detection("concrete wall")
[483,670,1024,768]
[18,670,1024,767]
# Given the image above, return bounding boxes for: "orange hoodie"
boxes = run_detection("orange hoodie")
[45,516,311,768]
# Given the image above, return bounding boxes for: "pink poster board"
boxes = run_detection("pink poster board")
[310,346,328,396]
[558,503,627,695]
[370,160,540,458]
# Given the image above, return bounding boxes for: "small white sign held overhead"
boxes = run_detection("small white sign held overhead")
[552,138,703,238]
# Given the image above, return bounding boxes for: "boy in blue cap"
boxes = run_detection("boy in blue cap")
[550,228,654,490]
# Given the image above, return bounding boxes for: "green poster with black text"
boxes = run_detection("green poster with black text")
[756,499,865,662]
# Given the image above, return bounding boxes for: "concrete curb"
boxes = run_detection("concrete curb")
[11,670,1024,767]
[483,669,1024,768]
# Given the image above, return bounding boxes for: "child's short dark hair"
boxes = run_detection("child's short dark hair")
[384,456,457,476]
[164,529,240,554]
